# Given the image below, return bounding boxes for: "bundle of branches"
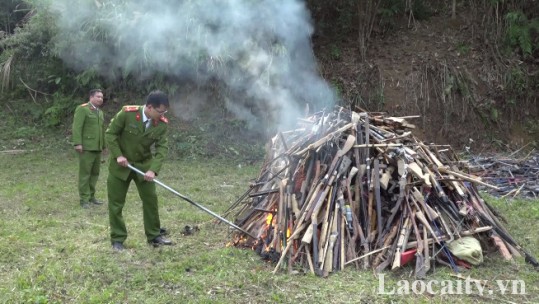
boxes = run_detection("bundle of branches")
[225,107,538,277]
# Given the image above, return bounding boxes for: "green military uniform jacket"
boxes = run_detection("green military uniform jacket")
[72,103,105,151]
[105,105,169,181]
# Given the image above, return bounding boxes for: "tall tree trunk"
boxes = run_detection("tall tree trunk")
[357,0,382,61]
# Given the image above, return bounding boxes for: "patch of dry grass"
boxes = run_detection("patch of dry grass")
[0,149,537,303]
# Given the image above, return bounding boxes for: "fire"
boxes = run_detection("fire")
[266,213,273,225]
[228,234,249,248]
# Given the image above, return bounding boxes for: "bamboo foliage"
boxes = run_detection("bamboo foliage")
[0,54,13,92]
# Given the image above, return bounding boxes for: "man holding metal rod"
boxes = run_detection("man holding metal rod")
[105,90,172,251]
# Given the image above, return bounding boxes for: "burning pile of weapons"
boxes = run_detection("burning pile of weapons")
[225,107,538,277]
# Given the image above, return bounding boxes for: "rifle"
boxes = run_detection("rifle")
[309,156,352,275]
[385,169,407,232]
[373,157,384,246]
[406,200,426,279]
[392,210,409,269]
[298,151,316,209]
[494,224,539,268]
[467,184,539,268]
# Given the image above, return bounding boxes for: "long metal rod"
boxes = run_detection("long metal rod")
[127,164,256,239]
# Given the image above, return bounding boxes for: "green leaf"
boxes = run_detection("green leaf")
[491,107,498,122]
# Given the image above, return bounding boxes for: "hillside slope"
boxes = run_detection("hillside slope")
[316,11,537,153]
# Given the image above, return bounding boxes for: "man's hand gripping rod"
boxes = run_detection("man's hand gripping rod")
[128,164,256,239]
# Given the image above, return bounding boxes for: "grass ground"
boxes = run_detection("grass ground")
[0,146,538,304]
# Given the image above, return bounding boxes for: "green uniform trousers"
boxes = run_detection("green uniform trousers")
[78,150,101,204]
[107,172,161,243]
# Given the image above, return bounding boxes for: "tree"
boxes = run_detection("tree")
[0,0,29,35]
[358,0,382,61]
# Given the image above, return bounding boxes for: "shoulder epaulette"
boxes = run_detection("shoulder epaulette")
[81,103,89,107]
[159,116,169,124]
[124,106,140,112]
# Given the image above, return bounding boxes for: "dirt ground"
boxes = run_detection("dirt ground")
[315,10,537,153]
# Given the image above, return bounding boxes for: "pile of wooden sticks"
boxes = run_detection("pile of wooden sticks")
[226,107,538,277]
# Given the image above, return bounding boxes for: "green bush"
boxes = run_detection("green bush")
[505,67,527,93]
[505,11,539,56]
[0,0,30,35]
[42,93,76,127]
[378,0,405,31]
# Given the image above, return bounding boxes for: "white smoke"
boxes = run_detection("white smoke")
[49,0,336,131]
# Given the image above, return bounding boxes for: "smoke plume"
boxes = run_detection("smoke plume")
[49,0,336,131]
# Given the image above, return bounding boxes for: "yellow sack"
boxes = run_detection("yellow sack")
[446,236,483,265]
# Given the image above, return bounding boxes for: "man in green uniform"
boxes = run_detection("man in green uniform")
[105,90,172,251]
[72,89,106,208]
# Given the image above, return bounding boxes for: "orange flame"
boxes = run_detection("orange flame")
[266,213,273,225]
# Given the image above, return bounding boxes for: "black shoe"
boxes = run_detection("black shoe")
[80,202,90,209]
[148,235,173,247]
[112,242,124,251]
[90,198,104,205]
[159,227,168,236]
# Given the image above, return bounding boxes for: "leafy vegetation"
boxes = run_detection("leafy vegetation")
[0,0,538,146]
[0,0,30,35]
[378,0,405,32]
[410,0,431,21]
[504,11,539,57]
[456,42,471,56]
